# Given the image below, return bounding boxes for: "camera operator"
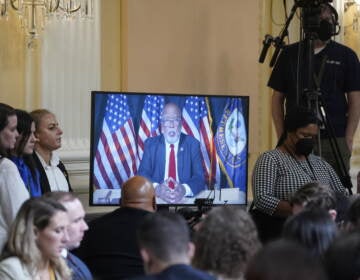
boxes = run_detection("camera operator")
[268,3,360,176]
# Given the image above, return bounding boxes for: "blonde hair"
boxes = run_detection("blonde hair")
[2,197,72,279]
[30,109,53,131]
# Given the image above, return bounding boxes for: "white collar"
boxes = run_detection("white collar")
[36,151,60,167]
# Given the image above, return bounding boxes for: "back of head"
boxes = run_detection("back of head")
[282,208,337,258]
[291,182,336,212]
[324,232,360,280]
[345,196,360,231]
[137,211,190,263]
[245,239,327,280]
[121,176,156,212]
[193,206,261,279]
[44,191,78,204]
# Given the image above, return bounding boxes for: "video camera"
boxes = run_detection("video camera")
[295,0,332,8]
[295,0,338,40]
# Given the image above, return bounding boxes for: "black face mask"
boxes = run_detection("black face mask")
[295,138,315,156]
[317,20,333,41]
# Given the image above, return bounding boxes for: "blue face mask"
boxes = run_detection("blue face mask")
[295,138,315,156]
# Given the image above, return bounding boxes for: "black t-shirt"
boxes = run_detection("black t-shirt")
[268,40,360,137]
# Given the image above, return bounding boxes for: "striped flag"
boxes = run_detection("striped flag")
[181,96,220,189]
[93,94,139,189]
[214,98,247,192]
[137,95,165,160]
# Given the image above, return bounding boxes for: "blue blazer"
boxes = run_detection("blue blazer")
[137,133,205,196]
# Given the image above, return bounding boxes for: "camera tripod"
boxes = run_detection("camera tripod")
[259,1,353,194]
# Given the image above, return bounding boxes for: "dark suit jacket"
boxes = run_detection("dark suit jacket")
[73,207,151,280]
[32,152,72,193]
[129,264,216,280]
[66,252,93,280]
[137,133,205,195]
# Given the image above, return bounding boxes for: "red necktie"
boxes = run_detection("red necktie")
[168,144,176,189]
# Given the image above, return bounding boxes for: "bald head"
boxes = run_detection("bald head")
[121,176,156,212]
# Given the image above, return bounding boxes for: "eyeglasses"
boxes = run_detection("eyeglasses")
[161,118,181,127]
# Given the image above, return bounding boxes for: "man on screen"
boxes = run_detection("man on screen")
[137,103,205,203]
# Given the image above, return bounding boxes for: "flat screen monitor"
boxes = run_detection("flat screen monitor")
[90,91,249,206]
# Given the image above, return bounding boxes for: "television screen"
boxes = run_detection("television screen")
[90,91,249,206]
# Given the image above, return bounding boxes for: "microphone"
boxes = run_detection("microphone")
[270,35,286,67]
[258,34,273,63]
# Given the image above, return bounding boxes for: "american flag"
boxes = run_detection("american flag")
[93,94,139,189]
[182,96,220,188]
[137,95,165,160]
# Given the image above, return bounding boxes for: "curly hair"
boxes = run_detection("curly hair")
[290,182,336,211]
[192,206,261,279]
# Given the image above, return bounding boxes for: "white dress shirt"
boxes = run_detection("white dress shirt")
[35,152,70,192]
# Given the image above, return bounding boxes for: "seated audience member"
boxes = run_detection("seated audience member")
[0,103,29,252]
[290,182,337,217]
[130,211,216,280]
[44,191,92,280]
[0,197,71,279]
[324,231,360,280]
[344,195,360,232]
[10,109,42,197]
[251,106,347,243]
[245,239,327,280]
[282,208,338,259]
[137,102,205,203]
[73,176,156,280]
[192,206,261,280]
[291,181,350,227]
[30,109,72,193]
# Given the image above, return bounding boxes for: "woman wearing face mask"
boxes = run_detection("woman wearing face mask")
[251,106,347,243]
[0,103,30,252]
[10,110,42,198]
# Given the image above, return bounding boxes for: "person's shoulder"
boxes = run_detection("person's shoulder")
[281,42,301,54]
[259,149,281,159]
[308,154,334,168]
[328,41,358,56]
[181,133,200,144]
[284,41,300,49]
[0,257,28,276]
[144,135,163,144]
[0,256,22,267]
[89,207,149,227]
[128,275,156,280]
[0,158,22,180]
[308,153,325,163]
[164,264,216,280]
[67,252,93,279]
[255,149,284,166]
[0,157,18,171]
